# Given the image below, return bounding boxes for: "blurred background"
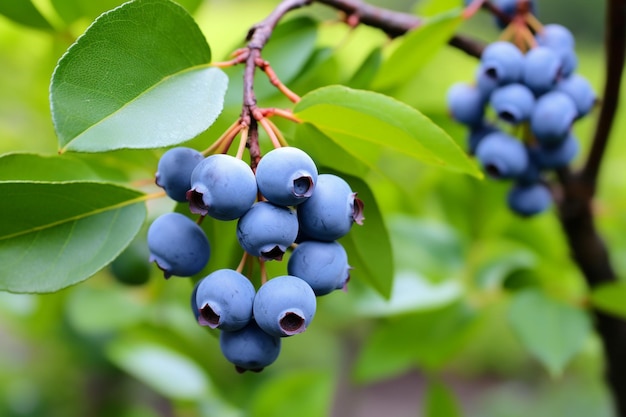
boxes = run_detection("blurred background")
[0,0,624,416]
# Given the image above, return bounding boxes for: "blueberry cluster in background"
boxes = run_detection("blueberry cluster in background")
[447,10,596,216]
[147,146,363,372]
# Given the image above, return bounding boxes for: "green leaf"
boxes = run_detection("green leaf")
[335,172,394,299]
[416,0,464,16]
[0,181,146,293]
[424,380,461,417]
[590,282,626,319]
[106,340,210,400]
[250,371,334,417]
[371,9,464,90]
[354,302,479,381]
[0,0,53,30]
[508,290,592,376]
[50,0,228,152]
[346,47,382,90]
[0,153,100,182]
[294,85,481,178]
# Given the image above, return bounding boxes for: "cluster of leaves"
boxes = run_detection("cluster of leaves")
[1,0,624,416]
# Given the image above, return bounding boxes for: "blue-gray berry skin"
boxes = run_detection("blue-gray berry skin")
[522,46,562,95]
[287,241,350,296]
[507,182,552,217]
[187,154,257,221]
[155,147,204,202]
[530,91,577,146]
[219,320,281,373]
[479,41,524,85]
[490,83,535,124]
[195,269,256,331]
[446,83,486,127]
[147,212,210,278]
[492,0,537,28]
[236,202,298,261]
[253,275,317,337]
[555,74,596,117]
[475,132,529,179]
[536,24,577,77]
[536,134,579,169]
[256,147,318,206]
[297,174,364,242]
[467,123,499,155]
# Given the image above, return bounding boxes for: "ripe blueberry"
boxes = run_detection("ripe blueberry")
[187,154,257,221]
[490,83,535,124]
[530,91,577,146]
[287,240,350,296]
[147,212,210,278]
[446,83,486,127]
[219,320,281,373]
[475,132,529,179]
[507,182,552,217]
[256,147,318,206]
[195,269,256,331]
[253,275,317,337]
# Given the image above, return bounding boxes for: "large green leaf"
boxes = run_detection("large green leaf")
[508,290,592,376]
[590,282,626,319]
[335,172,394,298]
[371,9,464,90]
[50,0,228,152]
[294,85,481,179]
[0,182,146,293]
[106,339,210,400]
[0,153,100,181]
[0,0,53,30]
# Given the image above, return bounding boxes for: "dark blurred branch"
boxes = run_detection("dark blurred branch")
[556,1,626,415]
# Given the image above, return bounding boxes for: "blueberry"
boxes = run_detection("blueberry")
[490,83,535,124]
[478,41,524,85]
[191,280,206,325]
[253,275,317,337]
[195,269,256,331]
[297,174,364,242]
[155,147,204,202]
[256,147,318,206]
[287,241,351,296]
[535,134,579,169]
[147,212,210,278]
[475,132,529,179]
[492,0,537,28]
[187,154,257,221]
[555,74,596,117]
[446,83,486,127]
[530,91,577,146]
[522,46,562,95]
[219,320,281,373]
[236,201,299,261]
[507,182,552,216]
[535,24,577,77]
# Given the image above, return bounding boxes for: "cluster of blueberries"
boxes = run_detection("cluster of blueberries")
[147,146,363,372]
[447,19,596,216]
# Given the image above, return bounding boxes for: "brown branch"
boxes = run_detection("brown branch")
[582,0,626,183]
[555,1,626,415]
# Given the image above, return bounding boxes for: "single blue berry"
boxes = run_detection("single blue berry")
[478,41,524,85]
[219,320,281,373]
[507,182,552,217]
[236,201,299,261]
[297,174,364,242]
[522,46,562,95]
[446,83,486,127]
[467,123,499,155]
[288,241,351,296]
[490,83,535,124]
[195,269,256,331]
[155,147,204,202]
[253,275,317,337]
[555,74,596,117]
[187,154,257,220]
[535,24,577,77]
[475,132,529,179]
[256,147,318,206]
[492,0,537,28]
[147,212,210,278]
[530,91,577,146]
